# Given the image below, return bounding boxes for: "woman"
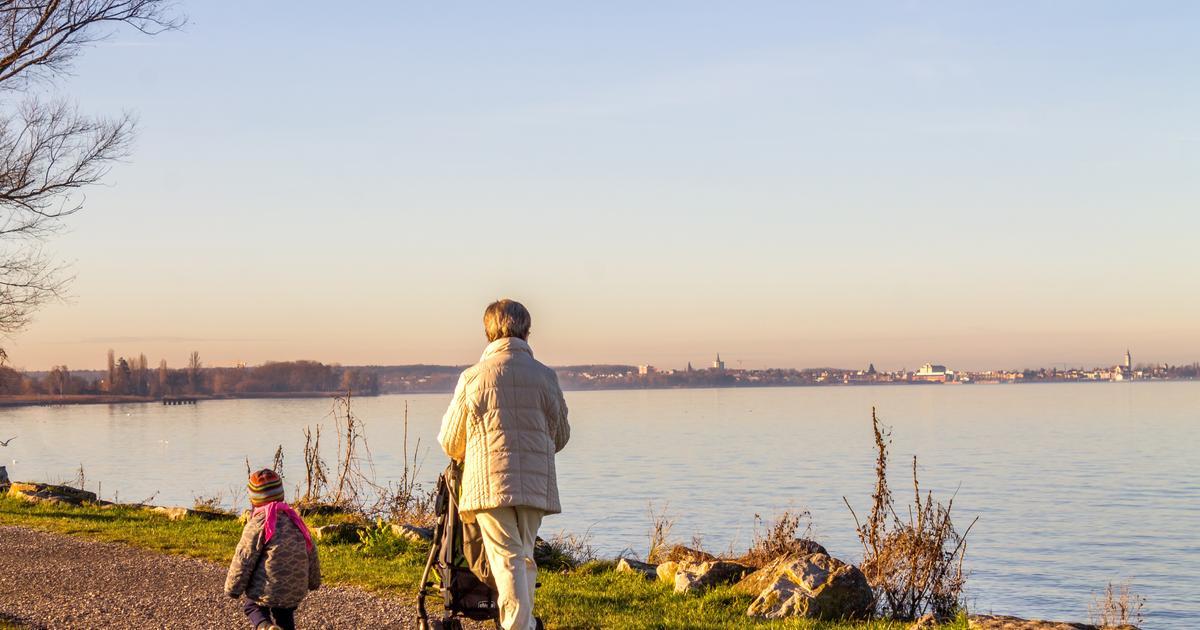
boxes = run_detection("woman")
[438,299,570,630]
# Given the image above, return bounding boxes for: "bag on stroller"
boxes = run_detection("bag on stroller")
[417,461,500,630]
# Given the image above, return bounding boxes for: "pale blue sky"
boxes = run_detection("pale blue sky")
[13,1,1199,371]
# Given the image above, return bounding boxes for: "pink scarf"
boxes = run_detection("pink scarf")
[253,501,314,551]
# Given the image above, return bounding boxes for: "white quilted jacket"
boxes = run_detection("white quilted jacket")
[438,337,570,517]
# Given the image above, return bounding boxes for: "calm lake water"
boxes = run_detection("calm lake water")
[2,383,1196,628]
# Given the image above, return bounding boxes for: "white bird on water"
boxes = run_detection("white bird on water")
[0,436,15,447]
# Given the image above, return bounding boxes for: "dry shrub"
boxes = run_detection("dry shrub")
[537,531,597,571]
[368,400,435,525]
[741,509,820,568]
[192,491,233,515]
[1089,580,1145,628]
[646,502,675,562]
[331,392,374,507]
[300,424,329,504]
[844,408,976,621]
[292,395,435,524]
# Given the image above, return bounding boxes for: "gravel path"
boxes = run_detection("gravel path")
[0,526,423,629]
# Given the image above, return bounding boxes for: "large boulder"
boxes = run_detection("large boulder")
[0,465,9,491]
[968,615,1137,630]
[740,553,873,621]
[616,557,658,580]
[674,560,752,594]
[8,482,96,506]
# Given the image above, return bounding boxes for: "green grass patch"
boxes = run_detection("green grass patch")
[0,496,969,629]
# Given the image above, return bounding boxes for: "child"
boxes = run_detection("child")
[225,469,321,630]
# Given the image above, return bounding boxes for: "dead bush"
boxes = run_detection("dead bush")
[844,408,976,621]
[1089,580,1145,628]
[740,509,822,568]
[536,531,597,571]
[645,502,675,562]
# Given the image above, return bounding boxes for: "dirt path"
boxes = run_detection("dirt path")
[0,526,421,629]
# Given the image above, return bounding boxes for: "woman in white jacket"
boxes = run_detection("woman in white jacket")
[438,299,570,630]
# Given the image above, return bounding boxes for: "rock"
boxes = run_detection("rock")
[673,560,752,594]
[389,523,433,543]
[189,508,237,521]
[147,506,236,521]
[741,553,873,621]
[0,465,9,489]
[656,560,679,584]
[312,522,366,544]
[150,506,189,520]
[8,482,96,505]
[615,557,657,580]
[784,538,827,557]
[295,501,353,516]
[968,615,1134,630]
[648,544,717,564]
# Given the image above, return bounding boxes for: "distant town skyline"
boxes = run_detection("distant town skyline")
[11,344,1178,376]
[7,2,1199,373]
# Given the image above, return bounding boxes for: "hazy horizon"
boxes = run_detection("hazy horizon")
[8,2,1198,373]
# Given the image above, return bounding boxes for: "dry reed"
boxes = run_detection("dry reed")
[844,407,976,621]
[1089,580,1145,628]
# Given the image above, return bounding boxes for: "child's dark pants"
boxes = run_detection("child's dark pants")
[243,598,297,630]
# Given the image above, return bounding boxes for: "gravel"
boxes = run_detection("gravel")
[0,525,422,629]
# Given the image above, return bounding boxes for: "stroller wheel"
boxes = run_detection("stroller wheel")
[424,618,461,630]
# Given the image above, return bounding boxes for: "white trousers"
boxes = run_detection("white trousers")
[474,506,544,630]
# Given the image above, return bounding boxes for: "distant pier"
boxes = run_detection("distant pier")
[161,397,198,406]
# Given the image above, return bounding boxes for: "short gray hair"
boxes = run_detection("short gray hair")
[483,299,531,342]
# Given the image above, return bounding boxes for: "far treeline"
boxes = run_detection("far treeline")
[5,351,381,398]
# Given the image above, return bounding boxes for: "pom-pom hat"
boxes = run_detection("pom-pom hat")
[248,468,285,507]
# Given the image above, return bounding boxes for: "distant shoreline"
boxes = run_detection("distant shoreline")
[0,377,1186,408]
[0,391,355,408]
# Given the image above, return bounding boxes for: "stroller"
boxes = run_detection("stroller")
[417,461,501,630]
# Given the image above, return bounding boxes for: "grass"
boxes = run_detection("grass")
[0,496,970,629]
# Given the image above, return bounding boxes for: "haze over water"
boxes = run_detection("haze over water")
[3,382,1196,628]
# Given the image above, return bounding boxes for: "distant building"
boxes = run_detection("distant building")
[638,365,656,376]
[913,362,952,383]
[712,354,725,371]
[686,362,694,373]
[1124,349,1133,370]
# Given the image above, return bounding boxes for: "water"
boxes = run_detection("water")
[1,383,1196,628]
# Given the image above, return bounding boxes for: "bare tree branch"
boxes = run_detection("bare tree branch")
[0,0,181,336]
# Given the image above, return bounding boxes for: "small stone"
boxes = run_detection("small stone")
[312,522,366,544]
[673,560,751,594]
[616,557,657,580]
[149,506,189,521]
[656,560,679,584]
[389,523,433,543]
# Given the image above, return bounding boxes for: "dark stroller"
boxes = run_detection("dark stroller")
[417,461,500,630]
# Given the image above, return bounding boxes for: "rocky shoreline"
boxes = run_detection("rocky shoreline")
[1,477,1139,630]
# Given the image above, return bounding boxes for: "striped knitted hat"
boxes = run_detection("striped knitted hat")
[248,469,285,507]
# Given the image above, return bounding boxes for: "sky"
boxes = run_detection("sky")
[8,1,1199,372]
